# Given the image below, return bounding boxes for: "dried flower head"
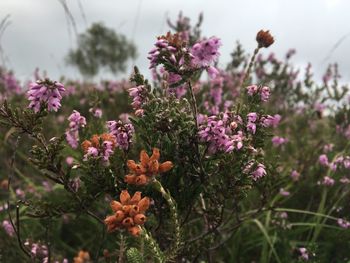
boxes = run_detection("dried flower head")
[256,30,274,48]
[104,190,150,236]
[73,250,90,263]
[125,148,174,185]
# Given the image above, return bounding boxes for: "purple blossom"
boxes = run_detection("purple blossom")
[271,136,288,147]
[246,85,258,96]
[27,79,65,113]
[298,247,309,261]
[321,176,335,186]
[260,86,270,102]
[338,218,350,229]
[90,108,103,118]
[198,115,244,154]
[191,37,221,68]
[2,220,15,237]
[128,85,148,116]
[107,120,134,150]
[318,154,329,166]
[65,110,86,149]
[279,188,290,196]
[251,163,267,181]
[83,147,99,161]
[291,170,300,181]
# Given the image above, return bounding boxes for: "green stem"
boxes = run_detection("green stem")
[152,179,181,261]
[141,228,164,263]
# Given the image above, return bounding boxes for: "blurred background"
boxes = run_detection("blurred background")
[0,0,349,82]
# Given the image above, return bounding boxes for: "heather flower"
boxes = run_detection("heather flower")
[321,176,335,186]
[298,247,309,261]
[246,85,258,96]
[66,156,74,166]
[247,112,258,134]
[279,188,290,196]
[27,79,65,113]
[260,86,270,102]
[318,154,329,166]
[323,143,334,153]
[89,107,102,118]
[337,218,350,229]
[24,240,48,260]
[191,36,221,68]
[271,136,288,147]
[81,134,117,163]
[107,120,134,150]
[340,177,350,184]
[65,110,86,149]
[125,148,174,185]
[2,220,15,237]
[291,170,300,181]
[128,85,148,115]
[1,71,21,94]
[104,190,150,236]
[251,163,267,181]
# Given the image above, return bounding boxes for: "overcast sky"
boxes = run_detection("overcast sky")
[0,0,349,83]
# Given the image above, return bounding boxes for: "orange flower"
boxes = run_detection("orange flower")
[256,30,274,48]
[104,190,150,236]
[125,148,174,185]
[73,250,90,263]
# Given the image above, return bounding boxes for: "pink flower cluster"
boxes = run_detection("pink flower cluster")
[337,218,350,229]
[251,163,267,181]
[128,85,148,116]
[65,110,86,149]
[83,139,115,163]
[148,38,181,69]
[107,120,134,150]
[2,220,15,237]
[0,71,21,94]
[27,79,65,113]
[246,85,271,102]
[298,247,309,261]
[191,37,221,68]
[198,114,244,154]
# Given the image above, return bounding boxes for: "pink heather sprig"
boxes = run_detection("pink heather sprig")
[106,120,134,150]
[337,218,350,229]
[2,220,15,237]
[198,114,244,154]
[65,110,86,149]
[251,163,267,181]
[0,71,21,94]
[128,85,148,116]
[246,85,271,102]
[27,79,65,113]
[191,37,221,68]
[271,136,288,147]
[148,35,187,70]
[247,112,258,134]
[298,247,309,261]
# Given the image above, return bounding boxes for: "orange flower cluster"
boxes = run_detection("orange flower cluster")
[256,30,274,48]
[125,148,173,185]
[81,133,116,153]
[104,190,150,236]
[73,250,90,263]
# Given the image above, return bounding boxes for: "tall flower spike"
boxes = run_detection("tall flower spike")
[104,190,150,236]
[125,148,174,185]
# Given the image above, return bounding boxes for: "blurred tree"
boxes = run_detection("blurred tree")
[66,22,137,77]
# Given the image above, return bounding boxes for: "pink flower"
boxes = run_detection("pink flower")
[65,110,86,149]
[191,36,221,68]
[318,154,329,166]
[2,220,15,237]
[337,218,350,229]
[246,85,258,96]
[271,136,288,147]
[251,163,267,181]
[27,79,65,113]
[279,188,290,196]
[322,176,335,186]
[260,86,270,102]
[291,170,300,181]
